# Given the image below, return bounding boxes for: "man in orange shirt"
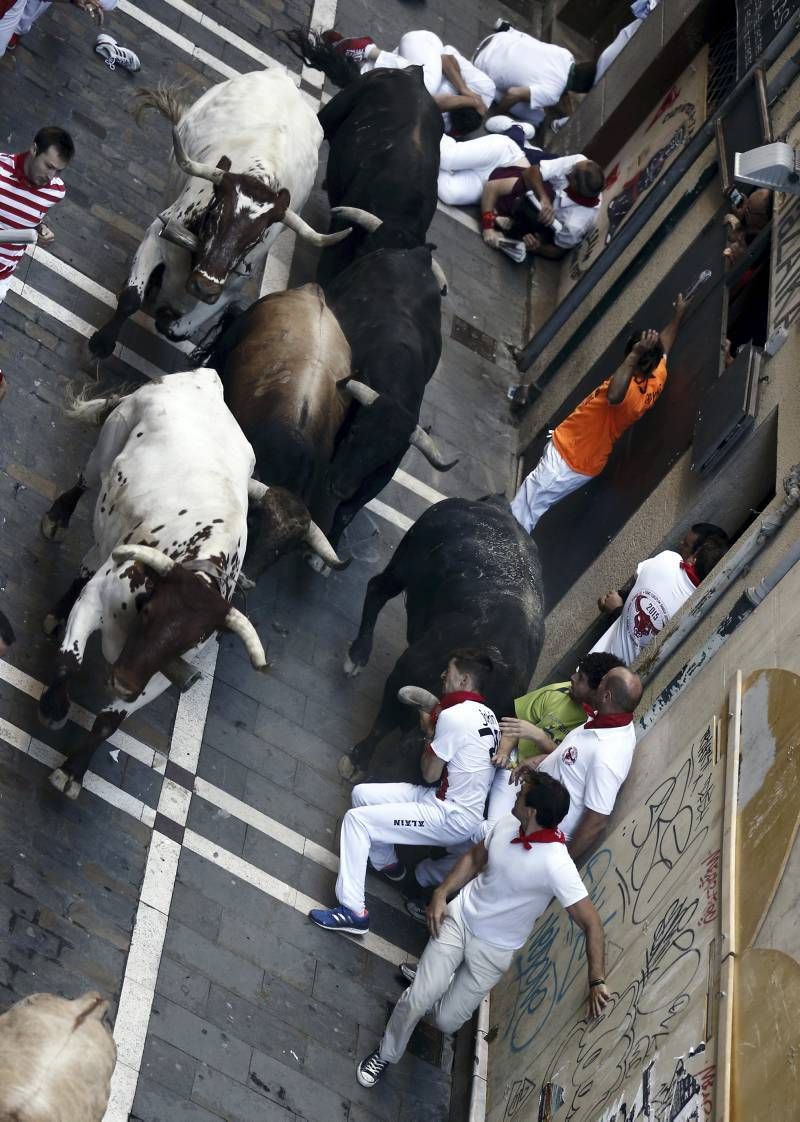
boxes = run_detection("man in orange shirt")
[511,293,687,534]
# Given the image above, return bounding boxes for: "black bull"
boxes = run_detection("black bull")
[316,65,443,284]
[341,496,544,780]
[324,244,454,548]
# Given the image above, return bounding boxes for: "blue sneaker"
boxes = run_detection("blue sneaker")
[309,905,369,935]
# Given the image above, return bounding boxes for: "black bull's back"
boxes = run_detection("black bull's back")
[318,67,443,280]
[347,497,545,777]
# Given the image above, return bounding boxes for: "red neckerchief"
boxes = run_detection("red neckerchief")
[565,185,601,207]
[541,181,600,211]
[430,691,487,801]
[680,560,701,587]
[511,826,566,849]
[582,702,595,717]
[13,151,35,188]
[584,712,634,729]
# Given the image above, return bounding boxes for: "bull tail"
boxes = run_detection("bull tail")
[280,29,361,89]
[64,383,134,426]
[133,83,190,126]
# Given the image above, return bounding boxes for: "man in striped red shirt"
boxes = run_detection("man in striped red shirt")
[0,126,73,399]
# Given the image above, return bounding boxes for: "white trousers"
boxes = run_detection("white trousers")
[379,895,513,1062]
[361,29,443,96]
[0,274,12,304]
[510,439,592,534]
[0,0,116,49]
[0,0,26,53]
[437,133,525,206]
[336,782,481,914]
[415,768,520,888]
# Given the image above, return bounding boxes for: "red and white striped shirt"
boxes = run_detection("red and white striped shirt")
[0,152,66,279]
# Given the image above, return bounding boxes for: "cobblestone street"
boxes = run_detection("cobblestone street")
[0,0,529,1118]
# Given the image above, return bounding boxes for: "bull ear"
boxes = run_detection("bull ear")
[274,188,291,217]
[216,155,232,173]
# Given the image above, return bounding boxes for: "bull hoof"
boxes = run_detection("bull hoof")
[39,692,70,731]
[42,613,64,639]
[338,754,365,784]
[88,330,115,361]
[398,686,439,712]
[306,552,331,578]
[49,767,82,799]
[40,512,67,542]
[343,653,363,678]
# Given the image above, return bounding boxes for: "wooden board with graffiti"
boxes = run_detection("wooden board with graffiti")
[486,719,724,1122]
[557,47,709,301]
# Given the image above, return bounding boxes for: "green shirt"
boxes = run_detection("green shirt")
[514,682,587,760]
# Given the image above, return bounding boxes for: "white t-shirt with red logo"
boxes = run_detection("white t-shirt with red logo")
[460,813,588,949]
[538,720,636,839]
[591,550,698,664]
[431,700,499,819]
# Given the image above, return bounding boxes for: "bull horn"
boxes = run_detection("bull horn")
[159,217,201,252]
[305,519,349,570]
[112,545,175,576]
[431,259,448,296]
[282,209,352,246]
[398,685,439,713]
[330,205,382,232]
[224,607,269,670]
[344,379,380,406]
[409,425,459,471]
[171,126,225,186]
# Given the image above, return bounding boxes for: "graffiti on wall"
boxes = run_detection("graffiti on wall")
[558,48,709,300]
[492,723,721,1122]
[770,187,800,338]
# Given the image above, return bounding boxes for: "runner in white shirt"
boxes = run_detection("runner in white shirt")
[512,666,642,861]
[473,24,596,125]
[309,649,499,936]
[354,773,609,1088]
[325,29,495,136]
[592,533,728,664]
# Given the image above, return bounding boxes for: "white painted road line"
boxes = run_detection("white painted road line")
[157,0,291,75]
[9,276,166,382]
[436,200,481,233]
[24,244,194,356]
[394,467,447,505]
[365,497,414,532]
[105,641,219,1122]
[117,0,238,80]
[0,657,167,775]
[185,830,410,967]
[0,716,416,971]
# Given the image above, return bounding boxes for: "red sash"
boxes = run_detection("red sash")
[511,826,567,849]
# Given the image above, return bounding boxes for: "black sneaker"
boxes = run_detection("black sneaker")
[399,962,417,984]
[368,859,407,884]
[405,898,428,925]
[357,1049,390,1088]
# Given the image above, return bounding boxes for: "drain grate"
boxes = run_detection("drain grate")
[451,315,497,362]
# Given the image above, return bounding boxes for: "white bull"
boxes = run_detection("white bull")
[89,69,348,358]
[38,369,341,799]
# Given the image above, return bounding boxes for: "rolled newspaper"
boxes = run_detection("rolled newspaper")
[0,228,38,244]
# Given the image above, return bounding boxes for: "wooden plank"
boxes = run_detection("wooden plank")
[714,670,743,1122]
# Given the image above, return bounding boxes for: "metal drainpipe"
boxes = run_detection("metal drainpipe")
[640,524,800,733]
[637,466,800,686]
[468,996,491,1122]
[515,12,800,383]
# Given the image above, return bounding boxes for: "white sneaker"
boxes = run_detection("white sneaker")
[95,33,141,72]
[485,116,536,141]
